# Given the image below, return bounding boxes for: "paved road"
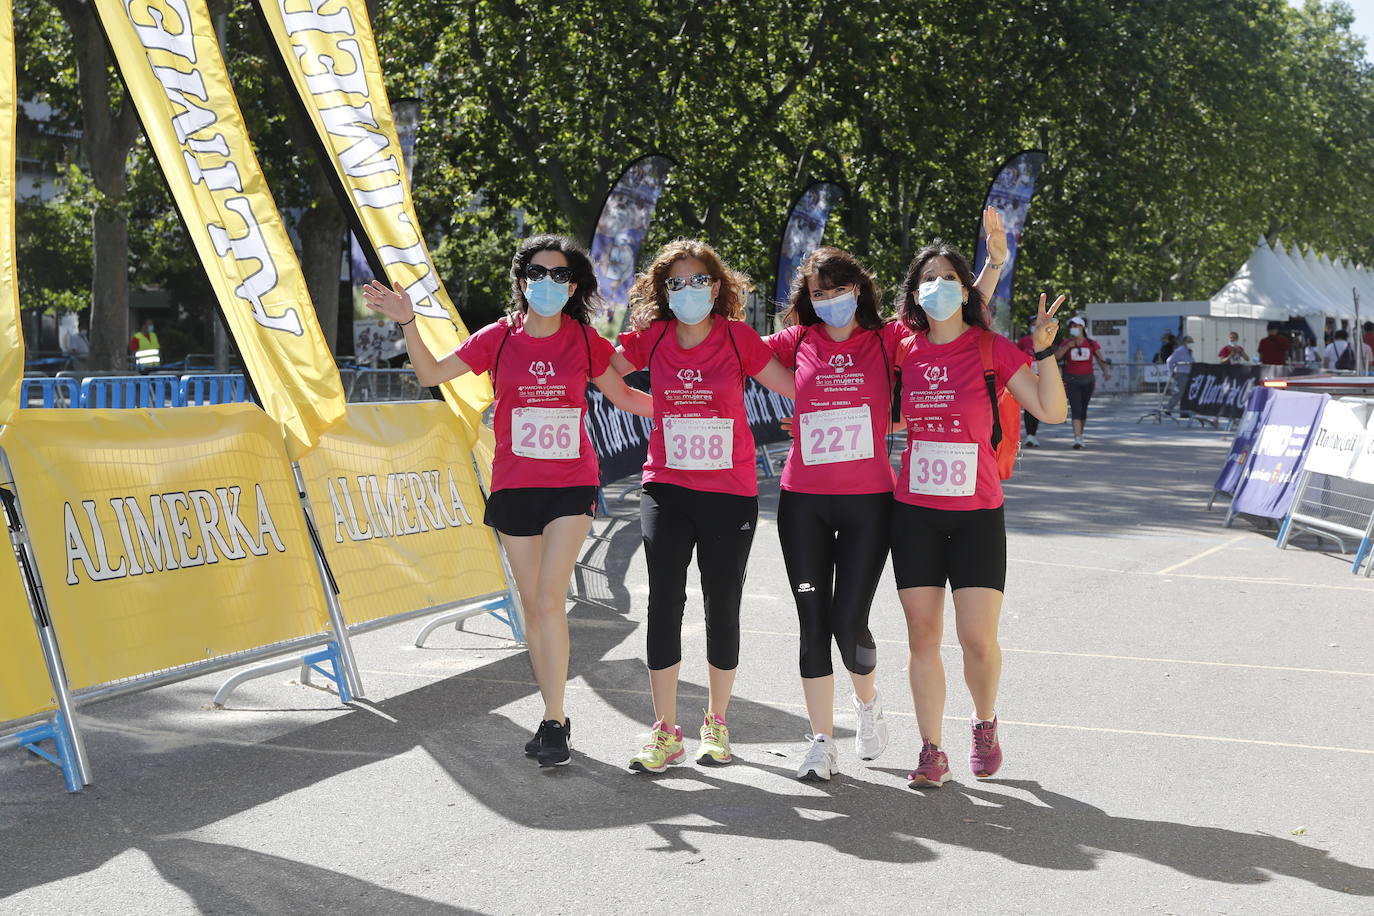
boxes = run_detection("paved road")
[3,395,1372,914]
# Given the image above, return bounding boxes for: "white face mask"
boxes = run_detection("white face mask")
[1069,326,1083,338]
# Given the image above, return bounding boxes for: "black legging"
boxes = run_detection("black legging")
[777,490,891,679]
[1065,373,1095,421]
[1023,411,1039,436]
[640,482,757,671]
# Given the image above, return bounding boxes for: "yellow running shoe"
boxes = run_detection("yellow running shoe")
[697,710,733,766]
[628,721,685,774]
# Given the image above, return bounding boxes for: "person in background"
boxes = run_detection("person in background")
[1321,329,1372,371]
[1303,335,1321,368]
[1162,335,1194,416]
[1217,332,1249,365]
[65,325,90,371]
[1056,316,1111,449]
[128,318,161,373]
[1015,322,1043,447]
[1363,321,1374,358]
[1257,322,1290,376]
[1153,331,1176,363]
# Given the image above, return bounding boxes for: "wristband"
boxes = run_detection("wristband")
[1033,345,1056,361]
[397,315,416,328]
[989,260,1005,270]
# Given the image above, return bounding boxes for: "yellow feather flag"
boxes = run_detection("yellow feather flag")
[0,1,20,426]
[251,0,492,425]
[94,0,344,459]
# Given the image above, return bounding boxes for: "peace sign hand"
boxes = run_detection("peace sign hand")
[1031,293,1066,350]
[984,206,1010,266]
[361,280,415,324]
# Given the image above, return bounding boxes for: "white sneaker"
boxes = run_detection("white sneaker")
[796,734,837,781]
[1024,435,1040,447]
[853,690,890,761]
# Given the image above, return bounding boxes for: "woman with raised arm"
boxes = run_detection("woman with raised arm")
[614,239,795,774]
[363,235,651,768]
[888,239,1067,788]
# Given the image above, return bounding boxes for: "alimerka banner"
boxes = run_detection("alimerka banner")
[95,0,345,459]
[973,150,1047,336]
[588,154,675,335]
[1181,363,1262,420]
[774,181,843,307]
[299,402,506,626]
[1,406,330,690]
[0,1,20,425]
[252,0,491,425]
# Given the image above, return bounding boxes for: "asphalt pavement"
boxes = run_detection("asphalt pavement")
[2,394,1372,915]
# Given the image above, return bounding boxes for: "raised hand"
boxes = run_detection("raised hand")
[1031,293,1066,351]
[984,206,1010,265]
[361,280,415,324]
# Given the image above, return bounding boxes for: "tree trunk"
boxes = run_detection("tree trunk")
[297,194,345,354]
[59,0,139,370]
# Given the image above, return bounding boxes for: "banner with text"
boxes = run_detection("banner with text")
[973,150,1047,335]
[253,0,491,425]
[1230,390,1329,519]
[589,155,675,336]
[774,182,843,306]
[96,0,345,459]
[1301,398,1372,479]
[0,1,19,424]
[1181,363,1262,420]
[1214,386,1275,495]
[1,406,330,690]
[299,402,506,625]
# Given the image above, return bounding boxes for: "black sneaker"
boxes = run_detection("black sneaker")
[524,720,550,758]
[537,718,572,767]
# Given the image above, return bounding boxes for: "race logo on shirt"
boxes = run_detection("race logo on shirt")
[828,354,853,373]
[923,366,949,389]
[676,368,703,389]
[529,360,556,385]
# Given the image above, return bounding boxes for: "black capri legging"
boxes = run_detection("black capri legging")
[640,482,758,671]
[890,502,1006,592]
[1064,373,1095,421]
[777,490,891,679]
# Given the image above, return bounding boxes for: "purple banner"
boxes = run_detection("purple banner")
[589,155,675,334]
[1230,390,1329,518]
[973,150,1047,335]
[1214,386,1276,495]
[774,182,844,306]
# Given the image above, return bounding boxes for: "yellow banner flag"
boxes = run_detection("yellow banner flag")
[0,552,57,724]
[95,0,344,459]
[252,0,492,425]
[0,1,21,425]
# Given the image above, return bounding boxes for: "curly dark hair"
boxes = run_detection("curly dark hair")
[627,239,750,330]
[509,234,603,323]
[782,247,885,330]
[896,239,988,333]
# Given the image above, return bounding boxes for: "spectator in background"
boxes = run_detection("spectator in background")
[1153,330,1176,363]
[1162,335,1194,416]
[65,325,90,371]
[1321,329,1371,371]
[1303,335,1321,368]
[1363,321,1374,357]
[1257,322,1290,375]
[1218,332,1249,365]
[1015,322,1043,447]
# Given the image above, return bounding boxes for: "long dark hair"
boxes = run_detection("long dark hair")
[509,234,602,324]
[783,247,885,331]
[896,239,988,333]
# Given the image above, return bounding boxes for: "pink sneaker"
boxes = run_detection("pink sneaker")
[970,717,1002,778]
[907,741,949,788]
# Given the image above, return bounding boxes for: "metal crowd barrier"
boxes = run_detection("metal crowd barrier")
[345,368,426,402]
[80,375,182,408]
[1278,471,1374,570]
[179,374,251,406]
[20,377,79,408]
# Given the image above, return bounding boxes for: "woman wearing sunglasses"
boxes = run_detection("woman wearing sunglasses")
[613,240,795,773]
[363,235,651,768]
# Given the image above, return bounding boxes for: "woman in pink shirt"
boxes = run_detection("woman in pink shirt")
[363,235,651,768]
[615,240,795,773]
[890,239,1068,788]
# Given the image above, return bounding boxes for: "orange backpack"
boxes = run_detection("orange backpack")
[896,328,1021,480]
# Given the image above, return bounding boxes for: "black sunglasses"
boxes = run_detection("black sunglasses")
[523,264,574,284]
[664,273,713,292]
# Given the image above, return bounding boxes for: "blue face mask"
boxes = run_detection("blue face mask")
[668,285,714,325]
[917,278,965,322]
[526,278,570,317]
[813,290,858,328]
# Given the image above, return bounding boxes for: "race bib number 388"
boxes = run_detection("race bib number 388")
[663,416,734,470]
[909,440,977,497]
[512,407,581,460]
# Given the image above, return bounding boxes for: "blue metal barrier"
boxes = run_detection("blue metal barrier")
[180,374,250,406]
[79,375,183,408]
[20,377,80,408]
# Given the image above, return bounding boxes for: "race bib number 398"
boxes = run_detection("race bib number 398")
[512,407,581,460]
[908,440,977,497]
[663,416,734,470]
[799,406,873,466]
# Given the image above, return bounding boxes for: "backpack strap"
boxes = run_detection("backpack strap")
[724,318,744,380]
[645,319,674,373]
[793,325,810,369]
[976,329,1003,450]
[491,316,514,382]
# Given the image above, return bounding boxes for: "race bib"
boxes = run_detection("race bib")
[511,407,581,460]
[799,406,874,466]
[1069,347,1091,362]
[908,440,977,497]
[663,416,734,470]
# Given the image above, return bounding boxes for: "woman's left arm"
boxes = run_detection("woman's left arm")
[592,368,654,418]
[1006,293,1068,424]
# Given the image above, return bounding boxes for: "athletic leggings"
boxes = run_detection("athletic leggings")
[1065,373,1095,421]
[777,490,891,679]
[1023,411,1039,436]
[640,482,758,671]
